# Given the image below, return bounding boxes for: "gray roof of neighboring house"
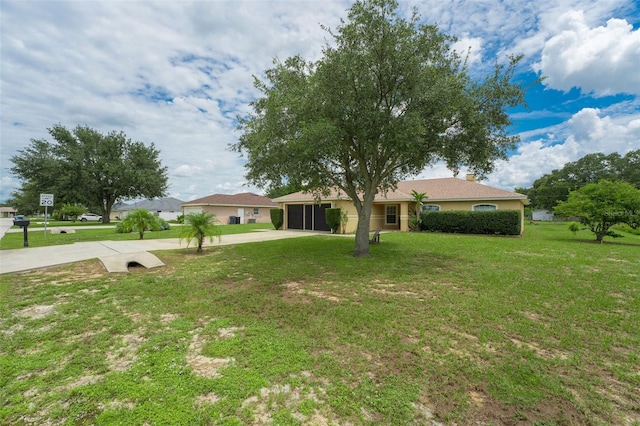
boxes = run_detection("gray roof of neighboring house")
[113,197,184,212]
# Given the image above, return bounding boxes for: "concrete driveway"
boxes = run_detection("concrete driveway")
[0,229,325,275]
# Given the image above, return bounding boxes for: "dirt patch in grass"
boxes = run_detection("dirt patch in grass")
[187,326,234,378]
[106,331,146,372]
[241,372,331,426]
[283,281,342,303]
[15,304,57,319]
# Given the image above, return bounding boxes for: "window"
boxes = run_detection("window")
[421,204,440,212]
[473,204,497,211]
[253,207,259,215]
[385,205,397,224]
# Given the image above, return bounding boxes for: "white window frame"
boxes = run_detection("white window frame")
[253,207,260,215]
[385,205,398,225]
[421,204,441,212]
[472,203,498,211]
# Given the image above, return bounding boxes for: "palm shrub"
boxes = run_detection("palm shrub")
[120,209,160,239]
[180,212,221,253]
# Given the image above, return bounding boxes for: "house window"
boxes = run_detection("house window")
[253,207,259,215]
[473,204,497,211]
[385,205,397,224]
[422,204,440,212]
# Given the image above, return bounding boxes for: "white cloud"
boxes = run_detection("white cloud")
[484,105,640,190]
[535,10,640,95]
[1,0,638,204]
[452,35,483,64]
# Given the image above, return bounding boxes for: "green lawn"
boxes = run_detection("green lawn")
[1,223,638,425]
[0,223,272,250]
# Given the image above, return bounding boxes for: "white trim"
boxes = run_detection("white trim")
[421,204,441,212]
[385,205,398,225]
[472,203,498,211]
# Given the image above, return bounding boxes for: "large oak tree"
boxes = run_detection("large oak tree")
[10,124,168,223]
[233,0,527,256]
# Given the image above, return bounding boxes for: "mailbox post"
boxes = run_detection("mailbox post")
[14,220,30,247]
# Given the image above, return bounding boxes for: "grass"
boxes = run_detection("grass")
[1,223,639,425]
[0,222,272,250]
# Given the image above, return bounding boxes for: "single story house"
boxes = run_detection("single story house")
[181,192,277,224]
[110,197,185,221]
[0,207,17,218]
[273,175,529,234]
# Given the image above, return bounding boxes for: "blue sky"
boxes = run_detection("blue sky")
[1,0,639,203]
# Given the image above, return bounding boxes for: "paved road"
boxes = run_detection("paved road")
[0,228,325,275]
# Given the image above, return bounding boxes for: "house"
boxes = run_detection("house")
[111,197,184,221]
[181,192,277,224]
[0,207,17,218]
[273,175,529,234]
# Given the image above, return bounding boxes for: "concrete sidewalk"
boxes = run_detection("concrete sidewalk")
[0,230,326,275]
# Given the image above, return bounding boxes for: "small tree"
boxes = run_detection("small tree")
[409,191,426,231]
[180,212,221,253]
[120,209,159,240]
[59,203,86,221]
[555,180,640,243]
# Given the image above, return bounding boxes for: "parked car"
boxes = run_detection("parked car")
[80,213,102,222]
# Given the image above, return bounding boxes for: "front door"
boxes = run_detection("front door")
[237,208,245,224]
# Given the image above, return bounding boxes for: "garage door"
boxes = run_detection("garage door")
[286,204,330,231]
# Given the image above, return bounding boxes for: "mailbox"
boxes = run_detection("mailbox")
[14,220,30,247]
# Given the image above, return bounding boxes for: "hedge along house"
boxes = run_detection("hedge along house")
[273,175,529,234]
[181,192,277,224]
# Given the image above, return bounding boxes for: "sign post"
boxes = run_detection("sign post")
[39,194,54,237]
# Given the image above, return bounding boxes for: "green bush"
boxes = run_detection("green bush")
[115,222,127,234]
[270,208,284,230]
[420,210,521,235]
[155,218,171,231]
[612,223,640,235]
[325,208,342,233]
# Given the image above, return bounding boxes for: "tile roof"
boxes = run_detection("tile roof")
[273,178,528,203]
[183,192,278,207]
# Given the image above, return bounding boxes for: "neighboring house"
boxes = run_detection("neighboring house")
[532,209,554,221]
[273,175,530,234]
[181,193,277,224]
[0,207,17,218]
[111,197,185,221]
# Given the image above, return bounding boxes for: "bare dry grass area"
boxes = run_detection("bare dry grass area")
[1,223,639,425]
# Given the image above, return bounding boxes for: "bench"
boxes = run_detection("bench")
[369,227,381,244]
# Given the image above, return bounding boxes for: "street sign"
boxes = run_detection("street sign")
[40,193,54,207]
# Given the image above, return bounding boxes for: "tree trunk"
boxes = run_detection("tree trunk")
[353,194,375,257]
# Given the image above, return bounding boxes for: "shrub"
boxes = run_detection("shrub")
[270,208,284,230]
[325,208,342,234]
[176,215,184,224]
[155,218,171,231]
[420,210,521,235]
[568,221,582,235]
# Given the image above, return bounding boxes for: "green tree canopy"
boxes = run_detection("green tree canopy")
[233,0,527,256]
[524,150,640,210]
[554,180,640,243]
[10,124,168,223]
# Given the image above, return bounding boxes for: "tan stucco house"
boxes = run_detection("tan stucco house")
[273,175,529,234]
[181,192,277,224]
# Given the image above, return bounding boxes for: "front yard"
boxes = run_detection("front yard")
[1,223,638,424]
